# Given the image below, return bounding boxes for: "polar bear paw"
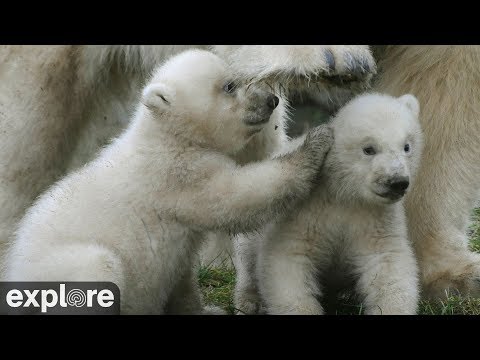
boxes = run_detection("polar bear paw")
[213,45,376,92]
[423,252,480,300]
[303,123,334,166]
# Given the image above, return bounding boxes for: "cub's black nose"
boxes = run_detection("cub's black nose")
[267,95,279,110]
[389,177,409,194]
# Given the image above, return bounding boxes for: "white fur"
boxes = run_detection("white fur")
[4,50,333,314]
[4,45,478,306]
[257,93,423,315]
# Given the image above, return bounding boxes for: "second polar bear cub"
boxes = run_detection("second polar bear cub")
[258,93,423,315]
[5,49,333,314]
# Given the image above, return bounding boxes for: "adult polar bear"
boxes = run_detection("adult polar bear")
[1,45,479,301]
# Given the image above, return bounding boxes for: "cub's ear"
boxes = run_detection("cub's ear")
[141,83,175,112]
[398,94,420,118]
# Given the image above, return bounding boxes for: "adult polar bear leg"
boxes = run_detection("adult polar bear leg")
[374,46,480,299]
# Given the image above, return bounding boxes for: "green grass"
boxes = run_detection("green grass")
[419,294,480,315]
[198,209,480,315]
[468,207,480,253]
[198,265,236,315]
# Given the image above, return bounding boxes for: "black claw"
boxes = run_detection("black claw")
[324,49,336,73]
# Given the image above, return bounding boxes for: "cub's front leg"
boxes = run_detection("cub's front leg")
[174,125,333,234]
[350,222,419,315]
[233,232,263,315]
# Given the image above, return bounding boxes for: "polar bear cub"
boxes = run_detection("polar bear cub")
[258,93,423,315]
[4,49,333,314]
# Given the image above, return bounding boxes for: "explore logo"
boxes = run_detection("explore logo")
[0,282,120,315]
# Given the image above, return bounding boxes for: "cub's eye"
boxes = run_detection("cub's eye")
[223,81,237,94]
[363,146,376,156]
[404,144,410,152]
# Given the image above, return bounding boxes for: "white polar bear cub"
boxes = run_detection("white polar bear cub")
[258,93,423,315]
[4,49,333,314]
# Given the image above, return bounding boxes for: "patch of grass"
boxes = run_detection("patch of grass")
[468,207,480,253]
[416,208,480,315]
[329,293,364,315]
[199,208,480,315]
[198,265,236,314]
[419,294,480,315]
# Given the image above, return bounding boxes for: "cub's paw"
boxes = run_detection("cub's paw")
[304,124,334,161]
